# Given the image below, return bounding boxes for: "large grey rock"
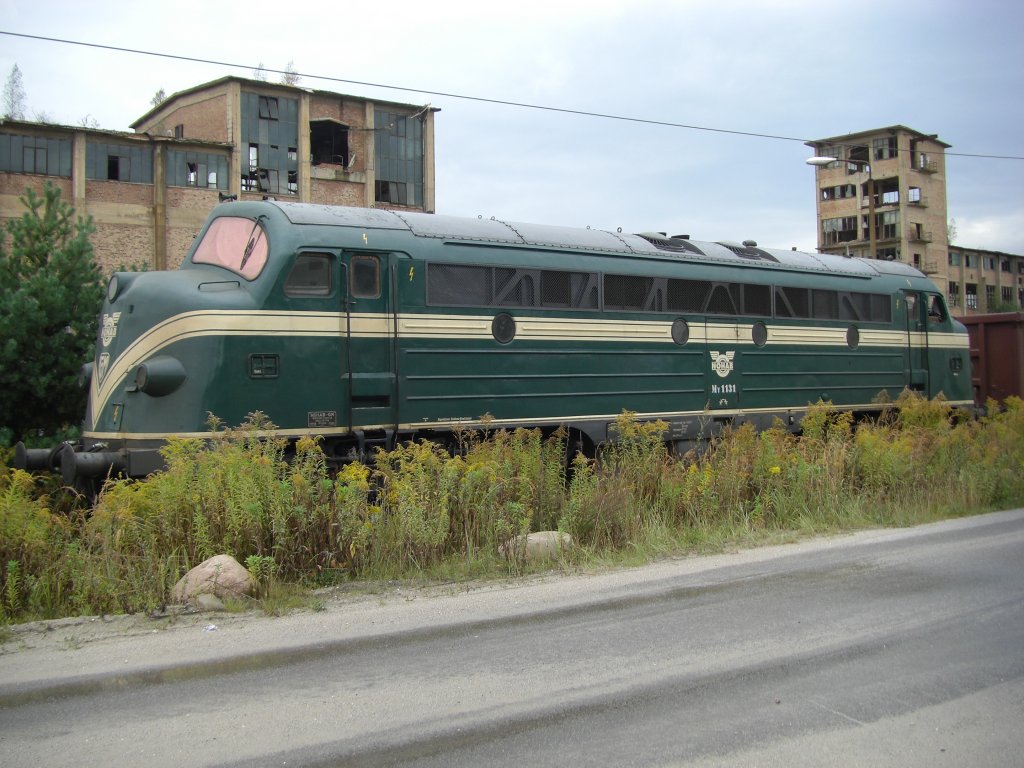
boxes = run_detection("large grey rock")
[171,554,255,604]
[500,531,574,563]
[194,593,227,612]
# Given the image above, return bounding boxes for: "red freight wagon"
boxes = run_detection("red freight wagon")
[957,312,1024,404]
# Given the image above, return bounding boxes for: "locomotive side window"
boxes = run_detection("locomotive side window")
[192,216,269,280]
[812,290,840,320]
[871,294,892,323]
[775,286,810,318]
[284,253,334,297]
[775,286,890,323]
[427,263,599,310]
[426,261,896,325]
[667,279,711,312]
[428,264,491,305]
[351,255,381,298]
[494,268,536,307]
[839,292,891,323]
[705,284,739,315]
[841,292,871,321]
[604,275,656,311]
[664,280,769,316]
[541,270,599,309]
[741,284,772,317]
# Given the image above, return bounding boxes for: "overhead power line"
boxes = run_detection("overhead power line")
[2,29,1022,161]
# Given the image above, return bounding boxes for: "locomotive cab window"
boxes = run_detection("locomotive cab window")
[284,253,334,297]
[905,293,918,317]
[351,255,381,298]
[192,216,269,280]
[928,294,948,324]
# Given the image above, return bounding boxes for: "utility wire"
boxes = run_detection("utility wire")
[2,29,1023,161]
[1,31,800,142]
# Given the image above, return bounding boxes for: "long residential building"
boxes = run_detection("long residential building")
[946,245,1024,313]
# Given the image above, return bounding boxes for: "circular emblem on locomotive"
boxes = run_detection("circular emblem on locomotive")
[709,350,735,378]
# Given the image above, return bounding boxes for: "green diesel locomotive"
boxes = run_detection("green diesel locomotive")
[23,199,972,483]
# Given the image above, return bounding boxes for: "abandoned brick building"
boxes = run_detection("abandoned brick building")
[0,76,437,272]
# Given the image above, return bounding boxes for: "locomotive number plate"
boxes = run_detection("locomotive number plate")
[307,410,337,428]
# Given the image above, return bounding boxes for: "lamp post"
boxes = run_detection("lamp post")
[807,155,876,261]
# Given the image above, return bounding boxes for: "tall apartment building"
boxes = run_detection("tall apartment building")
[806,126,950,281]
[806,125,1023,315]
[0,76,437,272]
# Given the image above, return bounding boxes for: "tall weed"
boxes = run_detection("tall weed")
[3,397,1024,623]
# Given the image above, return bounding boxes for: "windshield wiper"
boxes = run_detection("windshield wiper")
[239,215,266,272]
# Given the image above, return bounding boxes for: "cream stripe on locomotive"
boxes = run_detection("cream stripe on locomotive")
[401,313,680,342]
[395,314,968,349]
[90,309,970,429]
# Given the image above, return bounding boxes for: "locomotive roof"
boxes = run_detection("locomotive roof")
[256,201,925,281]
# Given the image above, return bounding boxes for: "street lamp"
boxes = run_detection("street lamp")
[806,155,876,261]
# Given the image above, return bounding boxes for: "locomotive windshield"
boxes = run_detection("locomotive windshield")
[192,216,269,280]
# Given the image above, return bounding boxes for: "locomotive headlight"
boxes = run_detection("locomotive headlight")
[106,272,140,303]
[134,356,187,396]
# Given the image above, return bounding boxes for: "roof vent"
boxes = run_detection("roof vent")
[636,232,706,256]
[716,241,780,264]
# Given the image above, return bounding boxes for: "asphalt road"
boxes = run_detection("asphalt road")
[2,509,1023,767]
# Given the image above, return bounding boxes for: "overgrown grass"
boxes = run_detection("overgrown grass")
[2,392,1023,623]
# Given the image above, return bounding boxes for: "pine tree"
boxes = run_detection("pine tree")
[0,183,104,443]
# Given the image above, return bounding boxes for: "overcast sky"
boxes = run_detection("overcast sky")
[2,0,1022,254]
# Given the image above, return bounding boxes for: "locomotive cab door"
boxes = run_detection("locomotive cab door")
[922,292,956,399]
[901,290,930,394]
[343,252,398,431]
